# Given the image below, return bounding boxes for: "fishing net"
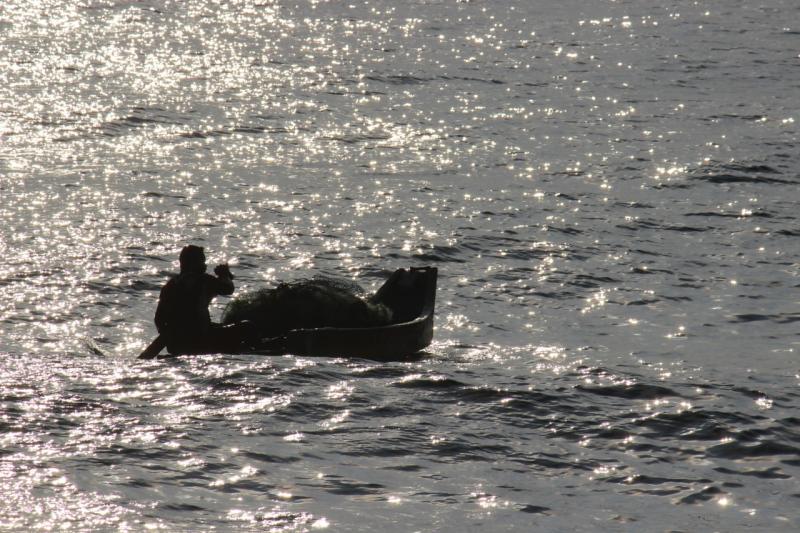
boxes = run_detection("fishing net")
[221,277,393,337]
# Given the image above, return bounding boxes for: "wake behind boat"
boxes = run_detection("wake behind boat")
[139,266,437,361]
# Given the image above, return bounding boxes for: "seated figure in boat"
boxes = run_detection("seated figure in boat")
[155,245,250,355]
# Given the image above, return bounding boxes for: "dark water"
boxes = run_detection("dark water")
[1,1,799,530]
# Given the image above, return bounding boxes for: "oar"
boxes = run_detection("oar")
[85,338,108,357]
[138,335,166,359]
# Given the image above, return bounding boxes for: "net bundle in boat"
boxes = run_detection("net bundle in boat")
[221,277,393,337]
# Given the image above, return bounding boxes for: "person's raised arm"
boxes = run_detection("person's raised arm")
[212,263,235,296]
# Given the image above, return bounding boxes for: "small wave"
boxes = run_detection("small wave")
[98,107,186,136]
[684,210,774,218]
[179,125,286,140]
[652,182,692,190]
[576,382,680,400]
[730,313,800,324]
[364,74,433,85]
[633,410,732,440]
[439,75,506,85]
[519,454,594,472]
[240,450,301,464]
[690,162,795,185]
[232,126,267,134]
[519,505,551,514]
[612,474,712,486]
[141,192,186,199]
[430,440,516,462]
[707,440,800,459]
[321,133,391,144]
[325,478,386,496]
[543,225,583,235]
[714,466,791,479]
[706,114,770,122]
[177,130,206,138]
[617,219,709,233]
[391,376,465,390]
[566,274,620,289]
[675,485,728,505]
[613,202,655,209]
[412,245,467,264]
[692,174,793,185]
[460,387,560,409]
[352,367,413,380]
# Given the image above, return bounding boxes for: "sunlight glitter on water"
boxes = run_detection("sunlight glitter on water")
[3,0,800,530]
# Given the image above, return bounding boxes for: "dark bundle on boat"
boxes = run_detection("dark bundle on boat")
[221,277,394,338]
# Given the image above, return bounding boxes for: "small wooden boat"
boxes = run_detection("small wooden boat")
[139,266,437,360]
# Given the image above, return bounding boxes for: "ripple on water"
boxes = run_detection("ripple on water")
[0,346,798,529]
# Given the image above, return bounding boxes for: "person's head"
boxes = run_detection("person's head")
[179,245,207,273]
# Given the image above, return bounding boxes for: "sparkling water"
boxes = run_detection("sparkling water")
[1,1,799,530]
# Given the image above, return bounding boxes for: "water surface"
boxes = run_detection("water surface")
[1,0,799,530]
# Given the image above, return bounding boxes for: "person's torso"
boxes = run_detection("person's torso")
[161,273,214,335]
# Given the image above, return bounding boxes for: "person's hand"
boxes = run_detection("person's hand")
[214,263,234,280]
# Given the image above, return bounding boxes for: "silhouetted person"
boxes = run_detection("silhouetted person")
[155,245,241,355]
